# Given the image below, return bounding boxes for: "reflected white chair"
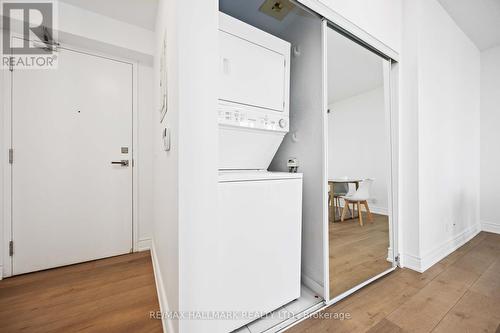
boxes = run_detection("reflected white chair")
[345,182,357,196]
[341,179,374,226]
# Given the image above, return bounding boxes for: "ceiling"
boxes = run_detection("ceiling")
[438,0,500,51]
[60,0,158,31]
[327,28,384,104]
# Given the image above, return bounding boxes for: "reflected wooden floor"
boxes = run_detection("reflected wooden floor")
[0,251,162,333]
[329,212,391,299]
[287,232,500,333]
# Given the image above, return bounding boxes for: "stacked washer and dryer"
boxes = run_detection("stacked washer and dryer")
[217,12,303,332]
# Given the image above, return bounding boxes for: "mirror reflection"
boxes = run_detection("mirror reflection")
[327,27,393,300]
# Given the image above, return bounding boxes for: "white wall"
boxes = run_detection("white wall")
[480,46,500,234]
[400,0,481,272]
[137,64,154,245]
[328,87,389,214]
[418,0,480,269]
[57,2,154,57]
[152,0,219,332]
[152,0,179,331]
[399,0,421,269]
[0,30,7,278]
[0,7,155,278]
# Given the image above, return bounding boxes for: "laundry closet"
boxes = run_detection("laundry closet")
[217,2,326,332]
[217,10,305,333]
[215,1,398,332]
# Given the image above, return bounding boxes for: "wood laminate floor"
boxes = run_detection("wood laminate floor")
[1,233,499,333]
[329,212,392,299]
[0,251,162,333]
[289,231,500,333]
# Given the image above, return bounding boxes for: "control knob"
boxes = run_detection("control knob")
[279,118,287,129]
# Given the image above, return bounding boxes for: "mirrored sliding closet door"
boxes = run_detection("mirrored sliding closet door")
[326,24,396,301]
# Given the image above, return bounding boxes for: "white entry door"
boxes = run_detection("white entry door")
[11,46,133,275]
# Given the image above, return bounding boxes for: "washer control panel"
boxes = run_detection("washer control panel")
[218,101,289,132]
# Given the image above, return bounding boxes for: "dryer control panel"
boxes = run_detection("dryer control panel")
[218,101,289,132]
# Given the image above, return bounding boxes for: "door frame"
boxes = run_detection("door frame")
[321,21,400,304]
[2,39,140,278]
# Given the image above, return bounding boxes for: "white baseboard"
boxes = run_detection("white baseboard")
[336,204,388,216]
[420,223,481,272]
[401,223,481,273]
[369,205,388,216]
[137,237,152,252]
[481,220,500,234]
[0,265,3,280]
[400,253,422,272]
[301,273,324,298]
[150,239,174,333]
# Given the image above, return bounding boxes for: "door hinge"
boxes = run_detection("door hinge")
[9,241,13,256]
[8,148,13,164]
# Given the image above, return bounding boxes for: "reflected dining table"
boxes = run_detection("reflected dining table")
[328,178,364,222]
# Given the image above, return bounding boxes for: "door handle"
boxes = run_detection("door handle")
[111,160,129,167]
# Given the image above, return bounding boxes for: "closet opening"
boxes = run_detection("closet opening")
[218,1,325,332]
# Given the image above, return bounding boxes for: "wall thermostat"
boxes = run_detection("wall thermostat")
[162,127,171,151]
